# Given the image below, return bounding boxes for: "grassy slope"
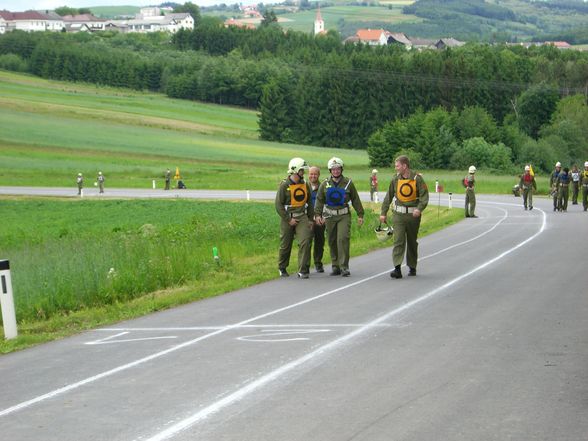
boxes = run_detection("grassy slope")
[0,70,370,189]
[277,6,421,33]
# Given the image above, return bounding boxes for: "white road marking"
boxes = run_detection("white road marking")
[137,208,547,441]
[236,329,331,342]
[95,324,392,332]
[85,336,178,345]
[0,206,543,419]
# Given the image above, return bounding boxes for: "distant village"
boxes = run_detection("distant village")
[0,4,573,50]
[0,7,194,34]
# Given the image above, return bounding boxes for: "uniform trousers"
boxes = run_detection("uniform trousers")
[522,187,533,209]
[325,214,351,271]
[558,186,569,211]
[311,223,326,267]
[278,216,312,274]
[465,188,476,216]
[392,211,421,268]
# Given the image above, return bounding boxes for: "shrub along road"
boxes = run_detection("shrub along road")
[0,194,586,440]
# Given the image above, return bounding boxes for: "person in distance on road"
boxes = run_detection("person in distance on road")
[164,168,171,190]
[308,166,326,273]
[556,167,571,212]
[314,157,364,277]
[581,161,588,212]
[464,165,477,218]
[97,171,105,194]
[380,155,429,279]
[549,161,562,212]
[370,169,379,202]
[570,164,580,205]
[519,165,537,210]
[275,157,313,279]
[76,172,83,196]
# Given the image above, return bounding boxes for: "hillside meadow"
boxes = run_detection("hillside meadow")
[0,70,550,194]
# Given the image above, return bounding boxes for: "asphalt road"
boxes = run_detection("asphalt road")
[1,191,587,441]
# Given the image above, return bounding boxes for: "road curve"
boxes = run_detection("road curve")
[0,192,587,441]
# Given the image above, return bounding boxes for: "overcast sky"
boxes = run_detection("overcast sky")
[0,1,224,11]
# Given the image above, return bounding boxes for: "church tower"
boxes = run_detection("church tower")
[314,4,325,35]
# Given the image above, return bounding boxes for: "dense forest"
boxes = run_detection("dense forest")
[0,18,587,172]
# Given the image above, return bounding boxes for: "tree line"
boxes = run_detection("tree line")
[0,24,587,172]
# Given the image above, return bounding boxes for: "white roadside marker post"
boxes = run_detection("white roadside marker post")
[0,260,17,340]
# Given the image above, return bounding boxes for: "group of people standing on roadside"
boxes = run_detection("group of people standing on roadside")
[75,172,105,195]
[276,155,429,280]
[549,161,588,212]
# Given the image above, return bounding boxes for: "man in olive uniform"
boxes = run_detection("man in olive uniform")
[582,161,588,212]
[97,171,105,194]
[519,165,537,210]
[370,169,378,202]
[76,173,83,196]
[464,165,477,218]
[557,167,571,212]
[308,166,326,273]
[549,162,562,211]
[314,157,364,277]
[164,169,171,190]
[570,164,580,205]
[380,155,429,279]
[275,157,313,279]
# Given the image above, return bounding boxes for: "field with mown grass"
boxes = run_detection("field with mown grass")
[0,70,550,194]
[0,197,463,353]
[0,70,372,190]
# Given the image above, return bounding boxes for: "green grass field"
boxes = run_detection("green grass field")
[0,70,547,194]
[0,197,463,353]
[277,6,421,33]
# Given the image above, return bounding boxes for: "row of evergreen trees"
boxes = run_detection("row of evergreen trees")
[0,24,587,171]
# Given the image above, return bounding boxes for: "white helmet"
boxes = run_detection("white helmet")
[375,223,393,242]
[78,173,82,176]
[98,171,102,175]
[584,161,588,168]
[524,165,530,171]
[287,157,309,175]
[555,161,561,167]
[372,169,378,174]
[468,166,476,174]
[328,157,344,170]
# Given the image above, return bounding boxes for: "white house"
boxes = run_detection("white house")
[0,10,63,33]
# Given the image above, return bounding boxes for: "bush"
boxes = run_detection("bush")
[0,54,28,72]
[451,137,512,171]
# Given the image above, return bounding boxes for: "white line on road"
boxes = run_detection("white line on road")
[0,205,539,419]
[138,208,547,441]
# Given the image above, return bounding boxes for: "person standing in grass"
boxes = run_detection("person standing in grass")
[380,155,429,279]
[314,157,364,278]
[97,171,105,194]
[308,166,326,273]
[76,173,83,196]
[275,157,313,279]
[519,165,537,210]
[464,165,477,218]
